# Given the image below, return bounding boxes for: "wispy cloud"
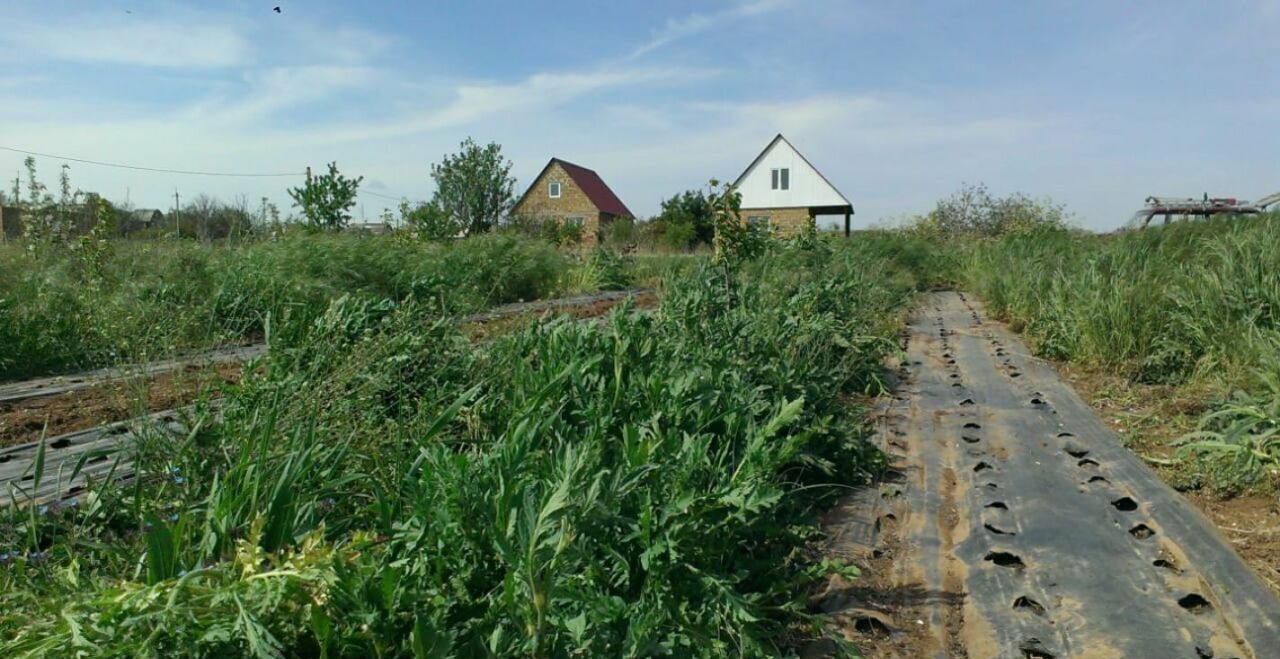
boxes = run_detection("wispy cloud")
[253,66,716,147]
[3,13,250,68]
[628,0,791,59]
[183,66,385,125]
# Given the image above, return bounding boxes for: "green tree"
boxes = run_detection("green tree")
[288,162,363,231]
[430,138,515,236]
[653,189,715,249]
[400,199,463,241]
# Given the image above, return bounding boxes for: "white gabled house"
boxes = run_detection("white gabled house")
[731,134,854,236]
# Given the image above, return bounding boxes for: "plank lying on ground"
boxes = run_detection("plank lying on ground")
[0,290,653,509]
[821,291,1280,658]
[0,289,650,406]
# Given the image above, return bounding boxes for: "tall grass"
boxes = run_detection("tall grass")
[966,214,1280,388]
[0,237,916,657]
[965,214,1280,490]
[0,233,571,380]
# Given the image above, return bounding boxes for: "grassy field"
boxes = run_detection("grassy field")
[0,234,576,381]
[0,235,925,657]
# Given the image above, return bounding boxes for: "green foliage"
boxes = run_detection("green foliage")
[965,214,1280,388]
[288,162,363,232]
[0,233,572,380]
[652,189,715,250]
[0,238,916,658]
[1175,370,1280,493]
[709,179,769,268]
[601,215,637,247]
[911,182,1069,238]
[400,199,462,241]
[431,138,516,236]
[571,248,633,291]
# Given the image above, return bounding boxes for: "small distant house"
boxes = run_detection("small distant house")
[511,158,634,247]
[731,134,854,236]
[129,208,164,227]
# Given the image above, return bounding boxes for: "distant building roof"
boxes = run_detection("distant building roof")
[517,158,634,218]
[128,208,164,223]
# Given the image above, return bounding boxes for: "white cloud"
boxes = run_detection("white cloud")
[242,66,716,148]
[182,66,386,125]
[628,0,791,59]
[4,14,250,68]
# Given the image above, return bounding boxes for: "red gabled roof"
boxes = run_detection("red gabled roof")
[521,158,634,218]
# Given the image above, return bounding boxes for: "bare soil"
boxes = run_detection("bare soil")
[462,290,658,341]
[0,362,240,448]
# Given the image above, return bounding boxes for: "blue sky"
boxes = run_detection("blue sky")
[1,1,1277,230]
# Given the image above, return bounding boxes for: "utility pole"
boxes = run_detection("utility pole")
[174,189,181,239]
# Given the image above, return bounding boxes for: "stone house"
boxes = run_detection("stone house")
[511,158,634,247]
[731,134,854,237]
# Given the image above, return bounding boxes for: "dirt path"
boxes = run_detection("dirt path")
[821,292,1280,658]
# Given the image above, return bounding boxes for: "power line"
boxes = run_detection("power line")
[0,145,303,178]
[359,189,428,204]
[359,189,405,201]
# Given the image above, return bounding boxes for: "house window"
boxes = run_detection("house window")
[771,168,789,190]
[746,215,771,229]
[549,181,561,198]
[564,216,584,227]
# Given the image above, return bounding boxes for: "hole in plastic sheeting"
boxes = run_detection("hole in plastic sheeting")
[1129,524,1156,540]
[974,461,993,473]
[1020,644,1056,659]
[964,422,982,430]
[985,523,1015,536]
[50,437,73,449]
[1077,458,1100,468]
[1111,497,1138,512]
[984,551,1025,569]
[1153,558,1180,573]
[985,501,1008,510]
[1063,445,1089,459]
[1057,432,1075,438]
[1012,596,1045,616]
[1177,593,1212,614]
[962,435,982,444]
[960,398,975,406]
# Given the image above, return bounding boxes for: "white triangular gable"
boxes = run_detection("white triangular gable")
[732,135,850,210]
